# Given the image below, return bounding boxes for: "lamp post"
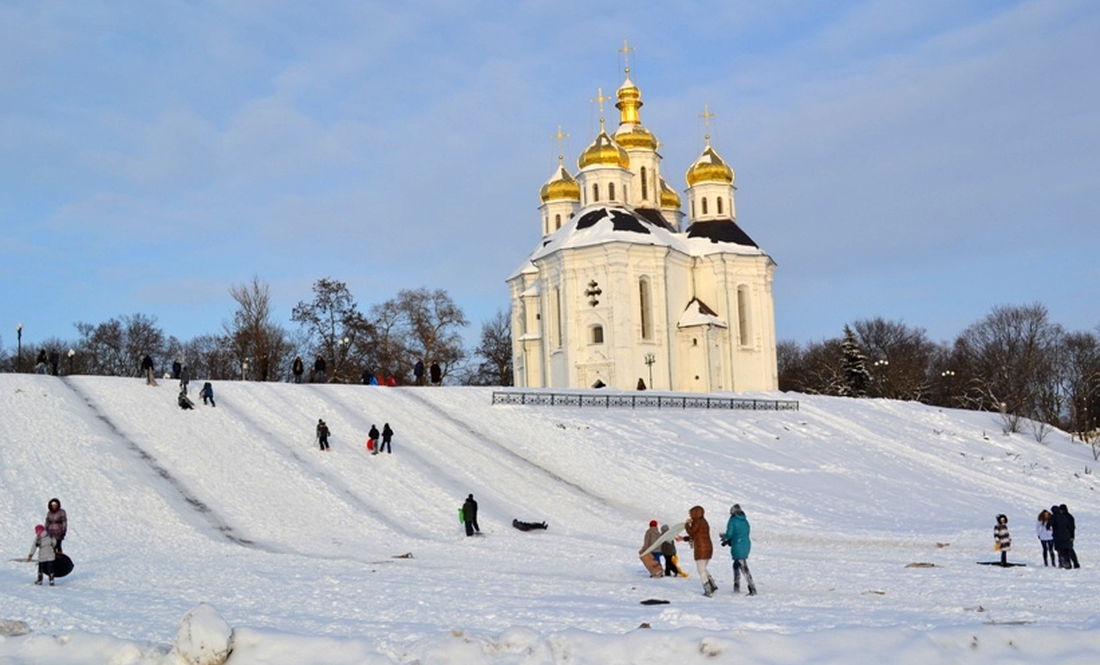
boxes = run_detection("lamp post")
[67,349,75,375]
[16,323,23,372]
[644,352,656,390]
[940,369,956,406]
[873,359,889,397]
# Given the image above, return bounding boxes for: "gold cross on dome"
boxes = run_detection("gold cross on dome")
[698,104,716,130]
[618,38,636,75]
[590,87,612,115]
[552,125,569,161]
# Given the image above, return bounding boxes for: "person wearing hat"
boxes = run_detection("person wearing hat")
[678,506,717,596]
[994,514,1012,567]
[27,524,57,585]
[44,498,67,554]
[722,504,757,595]
[639,520,662,570]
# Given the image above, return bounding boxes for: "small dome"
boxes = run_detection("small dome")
[685,138,734,186]
[614,123,657,150]
[659,177,681,209]
[539,162,580,203]
[578,127,630,170]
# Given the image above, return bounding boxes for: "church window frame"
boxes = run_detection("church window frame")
[717,197,724,215]
[592,184,599,202]
[639,277,653,341]
[555,213,562,230]
[702,197,708,215]
[590,324,604,345]
[640,167,649,200]
[608,182,616,201]
[737,286,752,347]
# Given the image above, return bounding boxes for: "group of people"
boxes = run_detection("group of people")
[26,498,67,586]
[1036,504,1080,569]
[315,419,395,454]
[641,504,757,598]
[34,350,61,375]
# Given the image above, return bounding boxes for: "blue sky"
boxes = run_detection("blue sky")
[2,0,1098,354]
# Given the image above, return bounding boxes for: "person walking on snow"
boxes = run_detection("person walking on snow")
[316,419,331,451]
[179,364,190,395]
[1036,509,1056,567]
[379,423,394,454]
[1059,504,1080,568]
[678,505,717,596]
[994,514,1012,567]
[27,525,57,586]
[723,504,757,595]
[368,424,381,455]
[462,494,480,536]
[44,498,67,554]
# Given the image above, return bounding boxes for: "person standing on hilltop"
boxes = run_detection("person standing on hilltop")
[292,356,304,383]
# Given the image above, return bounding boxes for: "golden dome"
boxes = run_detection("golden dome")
[659,177,681,209]
[685,137,734,186]
[539,160,580,203]
[614,124,657,150]
[578,124,630,170]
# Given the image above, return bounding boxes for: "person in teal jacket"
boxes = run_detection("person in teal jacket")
[722,504,757,596]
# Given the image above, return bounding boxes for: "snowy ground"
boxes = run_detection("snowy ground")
[0,374,1096,664]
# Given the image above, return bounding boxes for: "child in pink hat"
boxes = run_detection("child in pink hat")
[27,524,57,585]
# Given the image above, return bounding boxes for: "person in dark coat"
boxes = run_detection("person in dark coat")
[316,419,331,451]
[313,355,327,383]
[429,361,442,386]
[292,356,304,383]
[44,498,67,554]
[678,505,717,596]
[141,354,156,385]
[260,353,270,382]
[462,494,480,536]
[49,350,60,376]
[36,350,49,374]
[379,423,394,454]
[1060,504,1080,569]
[368,424,380,455]
[179,365,190,395]
[723,504,757,595]
[1049,504,1075,569]
[178,390,195,410]
[361,368,372,385]
[172,358,182,380]
[199,382,216,407]
[414,360,425,386]
[660,524,683,577]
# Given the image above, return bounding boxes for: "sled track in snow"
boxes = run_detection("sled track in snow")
[395,388,636,516]
[224,389,423,540]
[60,378,260,549]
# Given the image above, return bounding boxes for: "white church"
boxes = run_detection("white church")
[507,63,778,393]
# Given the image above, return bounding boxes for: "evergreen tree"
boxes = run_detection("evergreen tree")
[840,325,871,397]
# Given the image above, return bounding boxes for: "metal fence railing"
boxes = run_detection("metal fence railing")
[491,391,799,411]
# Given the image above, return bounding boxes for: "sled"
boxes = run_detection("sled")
[976,561,1026,567]
[53,553,75,577]
[640,552,664,578]
[640,522,685,556]
[367,438,375,451]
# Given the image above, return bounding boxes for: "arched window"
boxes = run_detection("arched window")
[640,167,649,200]
[737,286,751,347]
[702,197,708,215]
[717,197,724,215]
[639,278,653,340]
[592,184,599,202]
[591,325,604,344]
[690,199,695,217]
[608,182,616,201]
[555,214,561,230]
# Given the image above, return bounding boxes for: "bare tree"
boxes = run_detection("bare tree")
[291,278,369,383]
[225,276,292,381]
[388,288,468,384]
[853,318,936,400]
[75,314,166,377]
[954,303,1063,433]
[464,308,513,386]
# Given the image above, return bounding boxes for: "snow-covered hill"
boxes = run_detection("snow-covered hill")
[1,374,1097,664]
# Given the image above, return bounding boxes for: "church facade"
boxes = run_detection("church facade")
[507,70,778,393]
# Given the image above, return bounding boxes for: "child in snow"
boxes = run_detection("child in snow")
[994,514,1011,566]
[660,524,683,577]
[27,525,57,586]
[199,382,216,407]
[178,390,195,410]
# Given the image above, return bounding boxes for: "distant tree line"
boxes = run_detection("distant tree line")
[780,303,1100,449]
[0,277,513,388]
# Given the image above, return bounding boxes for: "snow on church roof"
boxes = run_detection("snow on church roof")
[677,297,729,329]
